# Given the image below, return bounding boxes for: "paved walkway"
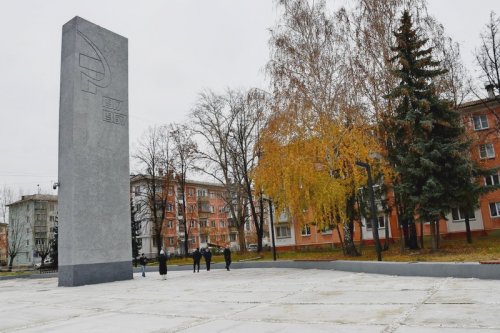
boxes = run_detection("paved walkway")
[1,268,499,332]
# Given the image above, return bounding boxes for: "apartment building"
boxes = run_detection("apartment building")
[130,175,243,257]
[6,194,58,267]
[451,88,500,234]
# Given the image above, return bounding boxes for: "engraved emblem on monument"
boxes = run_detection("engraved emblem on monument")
[78,30,111,94]
[102,96,126,126]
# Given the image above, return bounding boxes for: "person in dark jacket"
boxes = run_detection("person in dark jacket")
[158,249,168,280]
[223,246,231,271]
[139,253,147,277]
[203,247,212,271]
[192,248,202,273]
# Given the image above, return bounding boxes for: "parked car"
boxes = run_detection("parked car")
[34,258,54,268]
[247,244,258,252]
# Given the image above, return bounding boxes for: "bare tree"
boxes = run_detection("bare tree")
[7,212,27,271]
[476,11,500,95]
[191,90,250,252]
[0,186,14,224]
[169,123,197,255]
[133,125,172,257]
[230,89,269,252]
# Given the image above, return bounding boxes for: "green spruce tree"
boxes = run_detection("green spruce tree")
[386,10,473,251]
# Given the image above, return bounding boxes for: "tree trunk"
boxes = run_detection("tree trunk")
[464,215,472,244]
[419,221,424,249]
[408,219,419,249]
[156,232,163,257]
[436,218,440,249]
[343,222,359,256]
[383,218,390,251]
[336,225,345,255]
[8,255,16,272]
[358,220,363,255]
[401,217,409,248]
[399,219,405,254]
[238,221,246,252]
[430,220,437,252]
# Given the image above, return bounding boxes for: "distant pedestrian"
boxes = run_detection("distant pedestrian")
[203,247,212,271]
[223,246,231,271]
[192,248,202,273]
[158,249,168,280]
[139,253,147,277]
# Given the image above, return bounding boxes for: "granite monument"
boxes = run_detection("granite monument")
[58,17,132,286]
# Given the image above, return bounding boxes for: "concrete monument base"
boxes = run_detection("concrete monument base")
[58,261,132,287]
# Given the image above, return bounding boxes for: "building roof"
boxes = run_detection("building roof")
[130,174,225,189]
[7,194,58,207]
[458,96,500,112]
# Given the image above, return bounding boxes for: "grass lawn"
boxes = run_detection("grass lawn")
[168,230,500,265]
[3,231,499,276]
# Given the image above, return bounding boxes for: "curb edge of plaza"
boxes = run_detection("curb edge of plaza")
[2,260,499,281]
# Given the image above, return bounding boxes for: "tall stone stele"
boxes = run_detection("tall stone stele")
[58,17,132,286]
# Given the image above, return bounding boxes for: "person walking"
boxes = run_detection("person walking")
[223,245,232,271]
[158,249,168,280]
[139,253,147,277]
[203,247,212,271]
[192,247,202,273]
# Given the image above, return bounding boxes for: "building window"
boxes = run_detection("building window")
[301,224,311,236]
[210,205,215,213]
[191,238,196,244]
[188,188,194,197]
[479,143,495,159]
[451,207,475,221]
[136,186,143,195]
[378,216,385,229]
[276,226,291,238]
[200,235,207,243]
[221,234,226,242]
[229,233,237,241]
[485,174,500,186]
[26,240,29,246]
[197,189,207,197]
[167,220,173,228]
[210,220,216,228]
[168,237,174,245]
[366,215,386,230]
[321,225,333,234]
[219,221,225,228]
[166,203,173,212]
[190,220,196,228]
[489,202,500,217]
[200,220,208,228]
[245,222,251,231]
[473,114,489,130]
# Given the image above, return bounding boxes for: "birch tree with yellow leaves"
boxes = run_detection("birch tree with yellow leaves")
[256,0,383,255]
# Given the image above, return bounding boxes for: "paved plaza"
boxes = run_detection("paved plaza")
[1,267,500,332]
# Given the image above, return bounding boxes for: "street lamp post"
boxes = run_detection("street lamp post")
[261,196,277,261]
[267,199,277,261]
[355,160,382,261]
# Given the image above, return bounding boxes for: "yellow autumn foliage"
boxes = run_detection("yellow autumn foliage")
[255,112,383,230]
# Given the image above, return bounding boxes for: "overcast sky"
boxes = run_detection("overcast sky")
[0,0,498,197]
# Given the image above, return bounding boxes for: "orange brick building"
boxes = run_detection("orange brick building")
[130,176,244,257]
[283,92,500,250]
